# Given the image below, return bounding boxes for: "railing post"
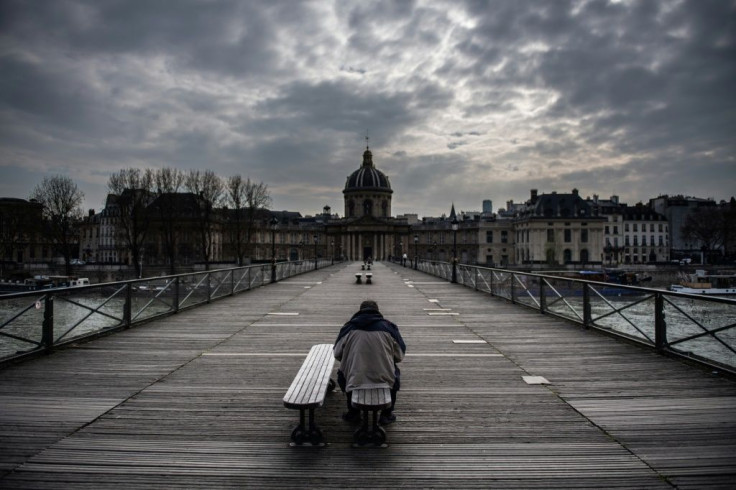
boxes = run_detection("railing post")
[510,273,516,304]
[207,273,212,303]
[41,294,54,353]
[474,268,479,291]
[124,283,132,328]
[655,292,667,351]
[174,277,180,312]
[231,269,235,296]
[490,271,495,296]
[539,279,546,314]
[583,284,591,329]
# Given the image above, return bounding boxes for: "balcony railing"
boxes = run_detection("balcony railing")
[0,260,332,366]
[417,260,736,376]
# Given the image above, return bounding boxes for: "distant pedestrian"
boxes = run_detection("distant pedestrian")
[402,253,408,266]
[334,300,406,425]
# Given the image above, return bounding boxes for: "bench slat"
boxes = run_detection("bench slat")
[283,344,335,409]
[351,387,391,409]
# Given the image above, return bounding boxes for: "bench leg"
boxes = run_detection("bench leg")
[291,408,325,447]
[353,409,387,447]
[366,278,371,284]
[356,277,362,284]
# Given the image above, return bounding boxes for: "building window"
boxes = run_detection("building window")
[625,223,629,232]
[605,225,610,234]
[613,225,619,234]
[501,230,508,243]
[486,231,493,243]
[547,229,554,242]
[563,249,572,263]
[581,229,588,243]
[564,229,571,242]
[363,199,373,216]
[633,223,638,232]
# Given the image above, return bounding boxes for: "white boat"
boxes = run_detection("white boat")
[670,270,736,295]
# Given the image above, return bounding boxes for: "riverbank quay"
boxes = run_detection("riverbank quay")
[0,261,734,488]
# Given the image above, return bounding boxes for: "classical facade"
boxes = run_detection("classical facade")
[326,146,410,260]
[514,189,606,265]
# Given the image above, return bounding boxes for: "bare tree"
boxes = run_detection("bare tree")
[29,176,84,275]
[107,169,154,278]
[185,170,224,270]
[681,206,725,263]
[225,176,271,266]
[153,167,185,274]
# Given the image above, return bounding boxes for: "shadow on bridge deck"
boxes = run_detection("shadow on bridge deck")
[1,261,734,488]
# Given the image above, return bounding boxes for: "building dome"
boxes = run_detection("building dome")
[344,147,392,193]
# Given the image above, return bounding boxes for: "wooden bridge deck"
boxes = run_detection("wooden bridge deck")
[0,261,734,489]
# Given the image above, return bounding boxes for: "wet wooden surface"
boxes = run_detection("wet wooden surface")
[0,261,734,488]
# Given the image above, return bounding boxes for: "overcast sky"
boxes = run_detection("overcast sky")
[1,0,734,217]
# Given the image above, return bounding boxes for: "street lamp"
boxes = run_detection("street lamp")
[331,240,334,265]
[451,217,459,283]
[433,241,437,261]
[270,217,279,283]
[313,234,318,270]
[413,234,418,269]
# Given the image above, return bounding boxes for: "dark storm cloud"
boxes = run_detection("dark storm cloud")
[0,0,733,216]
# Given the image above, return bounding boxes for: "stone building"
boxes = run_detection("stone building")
[325,146,410,260]
[514,189,606,265]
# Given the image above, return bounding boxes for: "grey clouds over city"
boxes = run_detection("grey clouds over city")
[1,0,734,217]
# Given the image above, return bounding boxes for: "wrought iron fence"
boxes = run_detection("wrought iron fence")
[417,260,736,375]
[0,260,332,365]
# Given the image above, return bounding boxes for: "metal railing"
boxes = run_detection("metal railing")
[417,260,736,375]
[0,259,333,366]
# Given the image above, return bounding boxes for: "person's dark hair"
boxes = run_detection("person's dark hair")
[359,300,379,311]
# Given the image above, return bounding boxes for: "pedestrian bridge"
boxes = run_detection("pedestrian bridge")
[1,262,734,488]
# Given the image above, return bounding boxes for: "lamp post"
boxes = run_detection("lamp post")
[330,240,334,265]
[313,234,318,270]
[413,234,418,269]
[433,241,437,261]
[270,217,279,283]
[451,217,459,283]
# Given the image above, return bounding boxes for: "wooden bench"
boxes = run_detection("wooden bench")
[355,273,363,284]
[350,387,392,447]
[283,344,336,446]
[365,273,373,284]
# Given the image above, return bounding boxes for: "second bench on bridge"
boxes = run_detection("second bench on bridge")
[355,272,372,284]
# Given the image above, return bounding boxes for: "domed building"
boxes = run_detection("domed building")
[327,146,410,260]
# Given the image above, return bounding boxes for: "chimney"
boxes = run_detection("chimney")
[88,209,95,217]
[530,189,538,203]
[572,188,579,196]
